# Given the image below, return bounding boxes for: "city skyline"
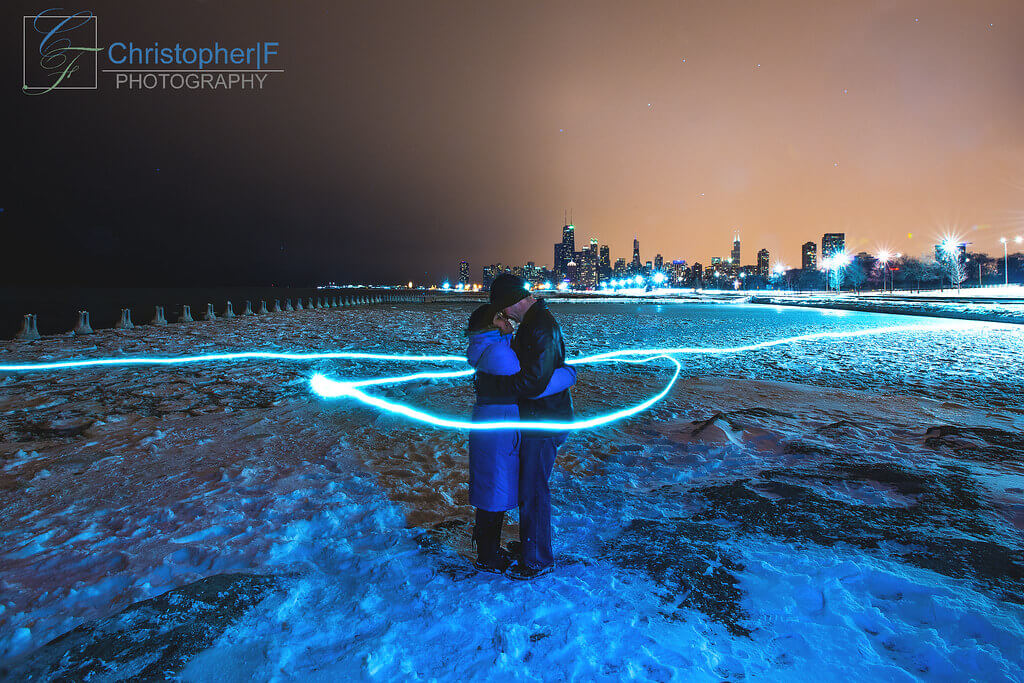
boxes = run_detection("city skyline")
[450,219,1020,287]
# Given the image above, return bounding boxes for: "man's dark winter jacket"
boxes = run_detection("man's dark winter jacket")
[474,298,574,426]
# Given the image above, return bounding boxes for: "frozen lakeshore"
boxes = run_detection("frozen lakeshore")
[1,301,1022,680]
[748,290,1024,326]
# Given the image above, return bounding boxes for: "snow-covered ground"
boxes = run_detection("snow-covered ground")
[1,302,1022,680]
[747,293,1024,325]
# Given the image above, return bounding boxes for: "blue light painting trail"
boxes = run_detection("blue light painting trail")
[309,322,968,431]
[0,322,971,432]
[0,350,466,372]
[310,354,682,431]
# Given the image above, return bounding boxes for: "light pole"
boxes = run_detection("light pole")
[940,240,962,293]
[1001,237,1021,286]
[1001,238,1008,286]
[877,251,890,293]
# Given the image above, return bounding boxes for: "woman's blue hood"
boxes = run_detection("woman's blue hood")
[466,330,519,374]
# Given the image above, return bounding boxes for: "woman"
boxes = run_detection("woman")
[465,304,576,573]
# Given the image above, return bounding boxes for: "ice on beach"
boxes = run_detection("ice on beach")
[1,301,1022,680]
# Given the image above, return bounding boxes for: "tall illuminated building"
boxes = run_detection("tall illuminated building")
[458,260,469,285]
[654,254,664,272]
[599,245,611,280]
[756,249,769,278]
[613,258,626,277]
[822,233,845,259]
[731,232,741,265]
[554,221,576,278]
[801,241,817,270]
[631,238,641,274]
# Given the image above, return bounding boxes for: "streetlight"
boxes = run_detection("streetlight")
[940,240,962,293]
[1002,237,1015,287]
[876,250,891,292]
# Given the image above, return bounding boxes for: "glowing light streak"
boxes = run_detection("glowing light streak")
[573,324,957,362]
[311,323,966,431]
[0,350,466,373]
[311,354,682,431]
[0,322,976,432]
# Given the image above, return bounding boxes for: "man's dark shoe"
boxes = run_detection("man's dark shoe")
[505,561,554,581]
[505,541,522,559]
[473,547,513,575]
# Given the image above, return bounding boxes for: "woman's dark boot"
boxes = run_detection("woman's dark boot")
[472,509,509,573]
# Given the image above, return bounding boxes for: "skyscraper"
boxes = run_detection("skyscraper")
[654,253,664,272]
[822,233,845,259]
[801,241,817,270]
[562,223,575,252]
[482,265,496,288]
[599,245,611,280]
[731,232,741,265]
[757,249,769,278]
[613,258,626,277]
[553,221,577,279]
[584,238,600,288]
[458,260,469,285]
[631,238,641,274]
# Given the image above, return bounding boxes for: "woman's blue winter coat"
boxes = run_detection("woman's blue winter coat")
[465,330,575,511]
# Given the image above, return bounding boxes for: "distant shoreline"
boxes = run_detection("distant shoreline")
[746,294,1024,325]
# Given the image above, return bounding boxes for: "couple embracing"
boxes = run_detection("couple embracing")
[465,274,575,580]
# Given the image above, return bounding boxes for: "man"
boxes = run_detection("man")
[475,273,573,579]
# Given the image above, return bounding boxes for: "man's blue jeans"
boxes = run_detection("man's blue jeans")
[518,435,564,569]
